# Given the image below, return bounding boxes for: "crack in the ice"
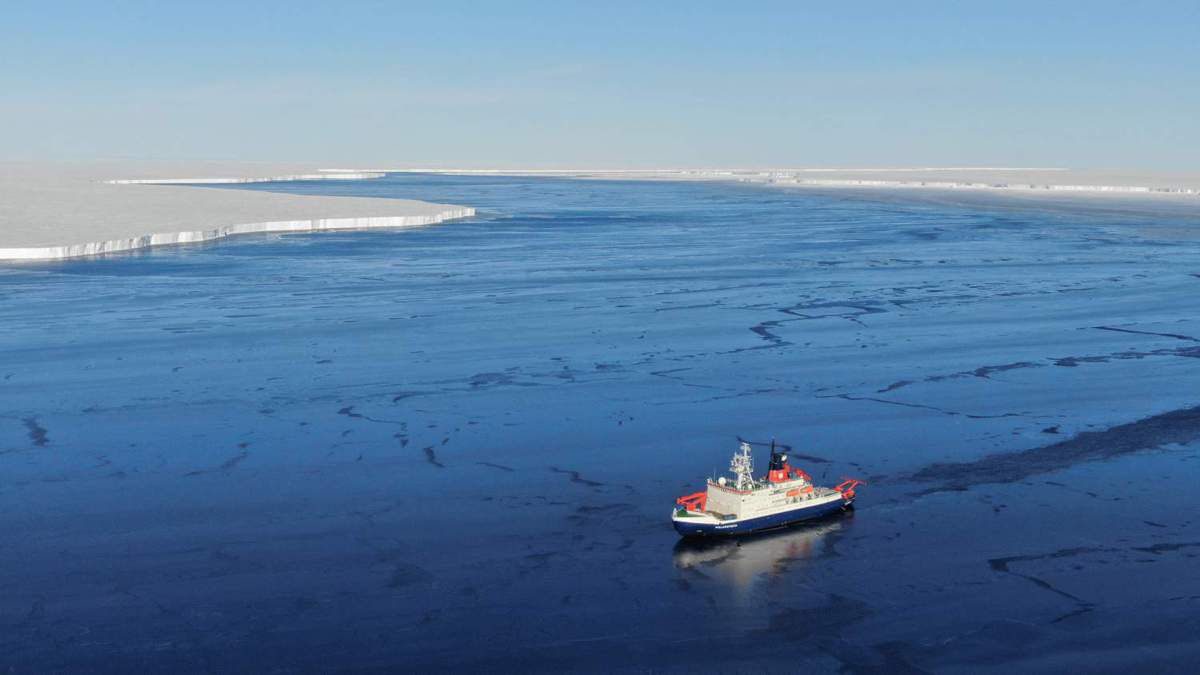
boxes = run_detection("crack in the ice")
[219,450,249,471]
[1131,541,1200,555]
[1093,325,1200,342]
[338,406,406,425]
[23,417,48,447]
[549,466,604,487]
[185,448,250,476]
[423,446,445,469]
[988,540,1200,619]
[878,380,914,393]
[827,393,1020,419]
[742,301,887,349]
[864,340,1200,400]
[989,547,1107,606]
[477,461,514,472]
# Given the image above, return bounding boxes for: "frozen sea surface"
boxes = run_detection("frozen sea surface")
[3,175,1200,672]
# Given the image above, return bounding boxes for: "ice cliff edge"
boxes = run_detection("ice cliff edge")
[0,207,476,261]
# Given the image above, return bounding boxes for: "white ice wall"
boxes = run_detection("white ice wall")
[0,207,475,261]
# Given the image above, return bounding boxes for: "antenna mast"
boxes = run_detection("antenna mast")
[730,442,756,491]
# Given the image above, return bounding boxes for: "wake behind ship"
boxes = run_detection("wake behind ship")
[672,441,863,537]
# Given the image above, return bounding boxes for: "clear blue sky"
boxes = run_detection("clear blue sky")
[3,1,1197,168]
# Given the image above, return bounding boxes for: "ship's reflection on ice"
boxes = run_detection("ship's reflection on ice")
[672,511,851,597]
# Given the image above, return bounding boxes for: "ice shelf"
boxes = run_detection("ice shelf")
[0,162,477,261]
[0,208,476,261]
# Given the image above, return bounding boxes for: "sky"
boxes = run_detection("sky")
[2,1,1198,169]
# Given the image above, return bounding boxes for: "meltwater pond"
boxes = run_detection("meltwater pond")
[3,175,1200,672]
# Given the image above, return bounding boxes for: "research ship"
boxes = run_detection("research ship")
[672,440,863,537]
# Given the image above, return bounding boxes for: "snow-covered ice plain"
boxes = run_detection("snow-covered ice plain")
[3,173,1200,671]
[0,162,472,260]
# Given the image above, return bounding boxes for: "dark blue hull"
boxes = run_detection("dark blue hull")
[673,498,850,538]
